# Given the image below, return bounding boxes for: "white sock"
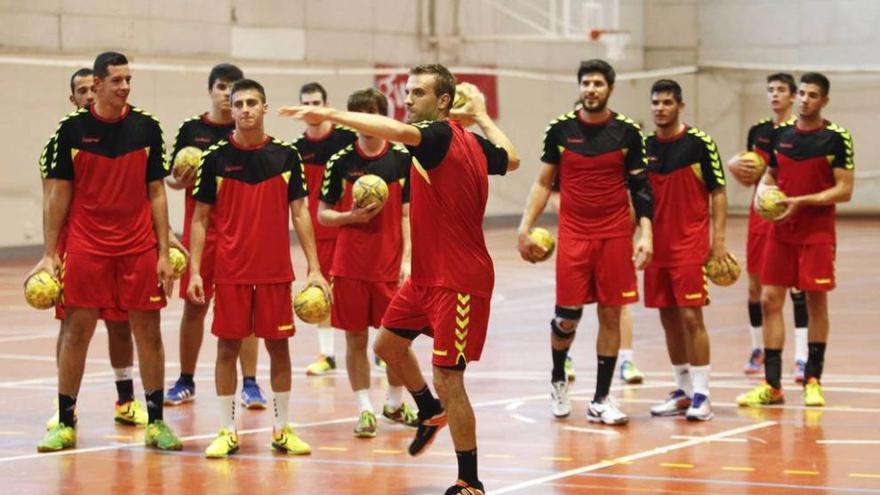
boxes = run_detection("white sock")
[113,367,133,381]
[273,392,290,430]
[690,365,711,397]
[673,364,693,397]
[318,328,335,357]
[794,327,808,362]
[218,395,236,432]
[355,389,374,413]
[619,348,634,363]
[750,326,763,351]
[386,386,404,410]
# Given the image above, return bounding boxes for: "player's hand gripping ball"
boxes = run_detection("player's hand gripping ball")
[352,174,389,209]
[453,84,470,110]
[756,187,788,221]
[24,270,61,310]
[293,285,331,324]
[739,151,767,183]
[169,247,188,280]
[173,146,202,177]
[705,252,741,287]
[529,227,556,262]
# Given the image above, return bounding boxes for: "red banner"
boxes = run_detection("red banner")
[375,68,498,121]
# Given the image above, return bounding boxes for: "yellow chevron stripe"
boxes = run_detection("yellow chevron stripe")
[457,293,470,304]
[456,317,470,328]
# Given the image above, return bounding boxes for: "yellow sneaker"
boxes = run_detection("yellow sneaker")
[144,420,183,451]
[45,399,77,431]
[37,424,76,452]
[736,382,785,407]
[803,378,826,407]
[114,400,148,426]
[271,424,311,455]
[305,355,337,376]
[205,428,239,458]
[354,410,378,438]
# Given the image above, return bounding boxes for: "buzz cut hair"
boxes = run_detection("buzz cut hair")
[231,78,267,103]
[69,68,93,94]
[93,51,128,79]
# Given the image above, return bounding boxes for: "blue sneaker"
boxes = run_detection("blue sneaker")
[241,379,268,409]
[686,393,714,421]
[793,359,806,384]
[164,378,196,406]
[744,348,764,376]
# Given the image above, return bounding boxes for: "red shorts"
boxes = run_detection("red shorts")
[54,305,127,322]
[381,280,490,368]
[747,232,769,275]
[331,276,398,331]
[62,249,166,312]
[760,237,835,291]
[644,264,709,308]
[317,239,336,279]
[556,236,639,306]
[179,240,215,301]
[212,283,295,340]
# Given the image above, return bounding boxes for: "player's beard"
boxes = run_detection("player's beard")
[581,95,609,114]
[406,106,440,124]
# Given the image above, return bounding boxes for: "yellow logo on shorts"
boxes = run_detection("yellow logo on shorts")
[815,278,831,284]
[278,324,294,332]
[684,292,703,300]
[149,296,162,302]
[621,290,637,298]
[433,349,448,356]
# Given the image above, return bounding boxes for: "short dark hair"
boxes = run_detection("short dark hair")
[767,73,796,95]
[93,51,128,79]
[231,78,266,103]
[651,79,683,103]
[577,59,615,86]
[300,82,327,103]
[409,64,456,102]
[69,68,93,94]
[208,63,243,89]
[800,72,830,96]
[347,88,389,116]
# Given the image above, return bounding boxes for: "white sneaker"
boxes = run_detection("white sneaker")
[587,396,629,425]
[550,381,571,418]
[650,389,692,417]
[685,393,714,421]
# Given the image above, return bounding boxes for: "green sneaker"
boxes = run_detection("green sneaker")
[619,360,645,385]
[145,420,183,451]
[382,402,419,428]
[564,355,576,382]
[354,410,378,438]
[37,424,76,452]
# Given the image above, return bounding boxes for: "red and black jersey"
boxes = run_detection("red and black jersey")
[320,141,411,282]
[170,114,235,248]
[292,125,358,241]
[406,120,508,297]
[768,120,854,244]
[193,135,307,284]
[39,133,58,179]
[45,104,169,256]
[746,118,794,237]
[646,126,725,267]
[542,111,647,240]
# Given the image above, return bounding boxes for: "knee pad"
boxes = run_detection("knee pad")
[790,290,806,304]
[551,305,583,340]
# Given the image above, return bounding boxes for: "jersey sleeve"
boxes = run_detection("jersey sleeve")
[38,133,57,179]
[624,123,647,172]
[472,132,509,176]
[540,121,562,165]
[170,120,189,161]
[406,121,452,170]
[192,149,218,204]
[830,126,855,170]
[319,147,348,205]
[146,121,170,182]
[698,133,726,192]
[287,147,309,202]
[746,124,758,151]
[45,122,74,181]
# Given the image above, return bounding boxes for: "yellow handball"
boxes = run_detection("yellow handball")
[169,247,187,280]
[352,174,389,208]
[740,150,767,183]
[293,285,330,324]
[173,146,202,176]
[24,270,61,310]
[529,227,556,262]
[705,253,741,287]
[453,84,470,110]
[756,187,788,221]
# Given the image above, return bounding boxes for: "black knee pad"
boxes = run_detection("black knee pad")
[551,306,582,341]
[790,290,806,303]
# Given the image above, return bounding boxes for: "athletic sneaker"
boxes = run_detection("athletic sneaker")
[37,424,76,452]
[114,400,148,426]
[354,410,378,438]
[650,389,691,417]
[205,428,240,458]
[793,360,807,384]
[444,480,485,495]
[45,400,77,431]
[803,378,826,407]
[550,380,571,418]
[271,424,311,455]
[686,393,714,421]
[164,378,196,406]
[305,355,337,376]
[382,403,419,428]
[744,348,764,375]
[144,420,183,451]
[408,409,448,456]
[619,360,645,385]
[587,396,629,425]
[736,382,784,407]
[241,379,268,409]
[564,355,576,382]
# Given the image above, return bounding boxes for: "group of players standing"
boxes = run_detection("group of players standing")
[30,50,853,495]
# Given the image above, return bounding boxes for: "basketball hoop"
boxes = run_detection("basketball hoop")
[589,29,630,61]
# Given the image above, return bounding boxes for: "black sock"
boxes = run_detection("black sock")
[748,301,763,328]
[593,354,617,402]
[551,347,569,383]
[791,292,809,328]
[243,376,256,385]
[179,373,195,385]
[805,342,827,382]
[115,379,135,404]
[764,348,783,390]
[145,389,163,423]
[456,449,480,487]
[59,394,77,427]
[410,385,442,419]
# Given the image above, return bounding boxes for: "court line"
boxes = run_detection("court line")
[491,420,777,494]
[817,440,880,445]
[616,396,880,414]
